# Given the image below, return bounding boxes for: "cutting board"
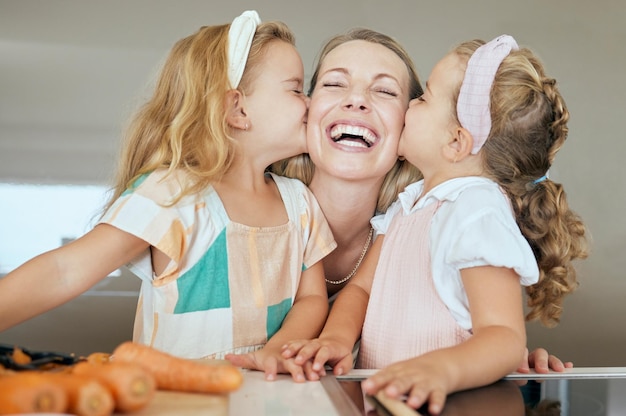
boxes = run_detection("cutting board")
[125,390,228,416]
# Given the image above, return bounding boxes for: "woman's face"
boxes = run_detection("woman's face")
[306,40,411,181]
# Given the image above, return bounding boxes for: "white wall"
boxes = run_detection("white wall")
[1,0,624,365]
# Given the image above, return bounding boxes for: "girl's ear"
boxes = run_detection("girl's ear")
[445,126,474,162]
[225,89,249,130]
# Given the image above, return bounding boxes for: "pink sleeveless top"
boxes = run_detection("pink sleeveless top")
[357,201,471,369]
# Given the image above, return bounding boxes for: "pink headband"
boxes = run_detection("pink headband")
[457,35,519,154]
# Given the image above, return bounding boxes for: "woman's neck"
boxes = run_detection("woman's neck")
[309,170,381,240]
[309,170,381,291]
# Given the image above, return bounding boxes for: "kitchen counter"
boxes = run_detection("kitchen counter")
[127,367,626,415]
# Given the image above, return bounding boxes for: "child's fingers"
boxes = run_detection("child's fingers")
[332,355,354,376]
[362,370,396,395]
[280,358,306,383]
[404,386,445,415]
[225,353,257,370]
[425,390,447,415]
[294,341,325,365]
[516,348,530,373]
[369,369,447,415]
[262,356,278,381]
[310,345,333,372]
[302,360,322,381]
[281,340,308,358]
[547,355,569,372]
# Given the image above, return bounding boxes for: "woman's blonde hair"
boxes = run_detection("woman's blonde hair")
[103,21,295,211]
[271,28,423,213]
[453,40,589,327]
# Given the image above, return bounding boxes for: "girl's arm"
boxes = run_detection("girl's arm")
[260,260,330,380]
[362,265,526,415]
[285,236,385,376]
[0,223,149,331]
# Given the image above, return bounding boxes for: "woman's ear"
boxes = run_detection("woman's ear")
[445,126,474,162]
[225,89,249,130]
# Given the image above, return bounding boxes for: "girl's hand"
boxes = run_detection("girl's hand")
[361,357,451,415]
[517,347,573,374]
[282,337,354,376]
[225,345,314,383]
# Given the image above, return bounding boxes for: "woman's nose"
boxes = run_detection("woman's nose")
[342,87,370,112]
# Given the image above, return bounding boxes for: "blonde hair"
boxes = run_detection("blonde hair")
[453,40,589,327]
[104,21,295,211]
[271,28,423,213]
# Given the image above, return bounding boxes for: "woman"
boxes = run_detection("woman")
[234,28,570,378]
[273,29,421,299]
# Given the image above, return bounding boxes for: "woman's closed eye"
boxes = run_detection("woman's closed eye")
[374,87,398,97]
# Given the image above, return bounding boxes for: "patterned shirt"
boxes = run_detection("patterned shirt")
[100,169,336,359]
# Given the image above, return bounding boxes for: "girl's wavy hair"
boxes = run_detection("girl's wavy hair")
[103,21,295,211]
[271,28,423,213]
[453,40,589,327]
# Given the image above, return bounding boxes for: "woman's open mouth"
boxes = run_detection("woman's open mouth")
[330,124,378,148]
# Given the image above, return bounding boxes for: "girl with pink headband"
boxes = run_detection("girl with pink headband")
[0,11,336,376]
[283,34,588,413]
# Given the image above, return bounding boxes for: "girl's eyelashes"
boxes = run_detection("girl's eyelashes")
[417,95,426,102]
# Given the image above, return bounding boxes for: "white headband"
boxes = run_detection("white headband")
[457,34,519,154]
[227,10,261,88]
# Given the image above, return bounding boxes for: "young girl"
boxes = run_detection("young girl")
[283,35,588,412]
[0,11,335,379]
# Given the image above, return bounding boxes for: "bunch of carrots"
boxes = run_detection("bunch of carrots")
[0,341,244,416]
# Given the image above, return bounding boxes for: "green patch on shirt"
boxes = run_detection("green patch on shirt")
[174,229,230,313]
[122,173,150,196]
[266,298,291,338]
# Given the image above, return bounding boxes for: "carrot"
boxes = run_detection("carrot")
[113,341,244,394]
[11,345,31,365]
[0,366,15,376]
[0,371,68,414]
[86,352,112,364]
[72,361,156,413]
[49,373,115,416]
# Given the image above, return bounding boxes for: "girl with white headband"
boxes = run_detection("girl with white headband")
[283,35,588,413]
[0,11,335,377]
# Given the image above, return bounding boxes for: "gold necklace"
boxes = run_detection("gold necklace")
[325,226,374,285]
